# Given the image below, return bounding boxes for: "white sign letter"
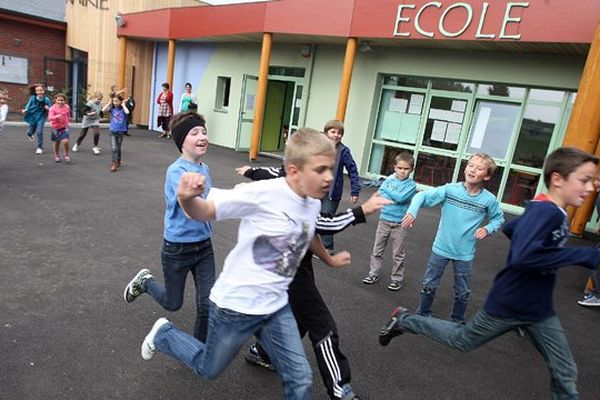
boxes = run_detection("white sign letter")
[415,2,442,38]
[475,2,495,39]
[393,4,416,37]
[439,3,473,38]
[500,2,529,40]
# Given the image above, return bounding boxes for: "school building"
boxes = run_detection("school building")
[65,0,600,233]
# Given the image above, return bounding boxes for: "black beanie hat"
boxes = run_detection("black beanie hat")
[171,113,206,152]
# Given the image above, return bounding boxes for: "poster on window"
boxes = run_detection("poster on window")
[0,54,28,84]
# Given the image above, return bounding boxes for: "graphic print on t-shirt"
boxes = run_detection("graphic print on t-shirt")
[252,222,309,277]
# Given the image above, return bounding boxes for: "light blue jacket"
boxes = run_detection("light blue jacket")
[378,175,416,223]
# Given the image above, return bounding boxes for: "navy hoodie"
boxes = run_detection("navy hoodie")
[484,195,600,321]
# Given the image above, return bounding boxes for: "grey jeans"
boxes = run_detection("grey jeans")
[369,219,407,282]
[399,310,580,400]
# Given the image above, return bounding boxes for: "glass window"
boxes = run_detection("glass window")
[214,76,231,110]
[501,170,540,206]
[414,153,456,187]
[431,79,474,93]
[511,103,561,168]
[459,159,503,196]
[528,89,564,103]
[374,89,424,144]
[368,144,413,176]
[466,101,521,159]
[383,75,428,88]
[292,85,303,126]
[476,84,525,100]
[268,66,305,77]
[422,96,466,151]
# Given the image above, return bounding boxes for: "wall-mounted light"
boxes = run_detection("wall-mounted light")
[115,13,126,28]
[300,44,311,58]
[359,41,373,53]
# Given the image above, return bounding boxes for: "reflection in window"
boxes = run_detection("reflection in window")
[368,144,413,176]
[292,85,302,126]
[459,159,503,196]
[502,170,540,206]
[383,75,428,88]
[512,103,560,168]
[374,89,424,144]
[422,96,465,151]
[476,84,525,100]
[431,79,474,93]
[467,101,520,159]
[528,89,564,103]
[414,153,456,187]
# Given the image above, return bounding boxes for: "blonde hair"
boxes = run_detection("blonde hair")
[284,128,335,169]
[89,91,103,101]
[470,153,497,176]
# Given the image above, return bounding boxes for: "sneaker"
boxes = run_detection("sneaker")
[54,155,61,163]
[72,143,79,152]
[27,134,35,142]
[388,281,403,291]
[141,318,169,360]
[379,307,408,346]
[35,148,43,155]
[158,132,167,138]
[341,384,360,400]
[245,344,276,371]
[362,274,379,284]
[92,146,101,155]
[64,155,71,163]
[123,268,153,303]
[578,294,600,307]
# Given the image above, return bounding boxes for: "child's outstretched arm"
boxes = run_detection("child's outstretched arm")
[401,184,448,228]
[310,236,351,268]
[177,172,216,221]
[379,178,417,205]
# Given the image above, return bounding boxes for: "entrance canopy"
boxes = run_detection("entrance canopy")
[119,0,599,53]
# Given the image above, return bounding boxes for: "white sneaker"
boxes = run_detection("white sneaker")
[92,146,101,155]
[72,143,79,152]
[578,294,600,307]
[35,148,43,155]
[141,318,169,360]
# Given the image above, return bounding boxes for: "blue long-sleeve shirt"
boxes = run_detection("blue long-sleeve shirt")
[484,196,600,321]
[407,182,504,261]
[378,175,416,223]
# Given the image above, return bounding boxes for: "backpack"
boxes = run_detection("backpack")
[125,97,136,113]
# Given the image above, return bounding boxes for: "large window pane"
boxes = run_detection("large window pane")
[512,103,560,168]
[374,89,424,144]
[501,170,540,206]
[414,153,455,187]
[528,89,564,103]
[467,101,520,159]
[476,84,525,100]
[422,96,466,151]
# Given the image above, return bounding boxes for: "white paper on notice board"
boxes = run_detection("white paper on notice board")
[389,98,408,113]
[446,123,461,144]
[470,107,491,149]
[451,100,466,112]
[408,94,424,114]
[431,120,447,141]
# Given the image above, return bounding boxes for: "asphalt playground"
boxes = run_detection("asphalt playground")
[1,123,599,400]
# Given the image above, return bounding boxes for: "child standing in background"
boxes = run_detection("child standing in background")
[401,153,504,323]
[22,84,51,155]
[320,119,361,253]
[363,152,416,291]
[102,95,129,172]
[73,92,103,155]
[48,93,71,163]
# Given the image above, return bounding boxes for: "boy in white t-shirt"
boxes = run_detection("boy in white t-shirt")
[139,128,349,400]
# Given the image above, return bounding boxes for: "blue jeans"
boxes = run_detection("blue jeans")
[399,311,579,399]
[145,239,215,341]
[418,252,472,323]
[27,120,45,149]
[320,198,340,250]
[155,302,312,400]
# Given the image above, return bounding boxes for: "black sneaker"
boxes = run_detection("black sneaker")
[123,268,153,303]
[245,344,275,371]
[379,307,408,346]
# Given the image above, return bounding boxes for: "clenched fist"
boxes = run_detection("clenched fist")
[178,172,206,201]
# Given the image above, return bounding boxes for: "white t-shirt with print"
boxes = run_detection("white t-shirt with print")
[208,177,321,315]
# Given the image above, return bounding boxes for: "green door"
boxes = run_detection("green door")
[261,80,287,152]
